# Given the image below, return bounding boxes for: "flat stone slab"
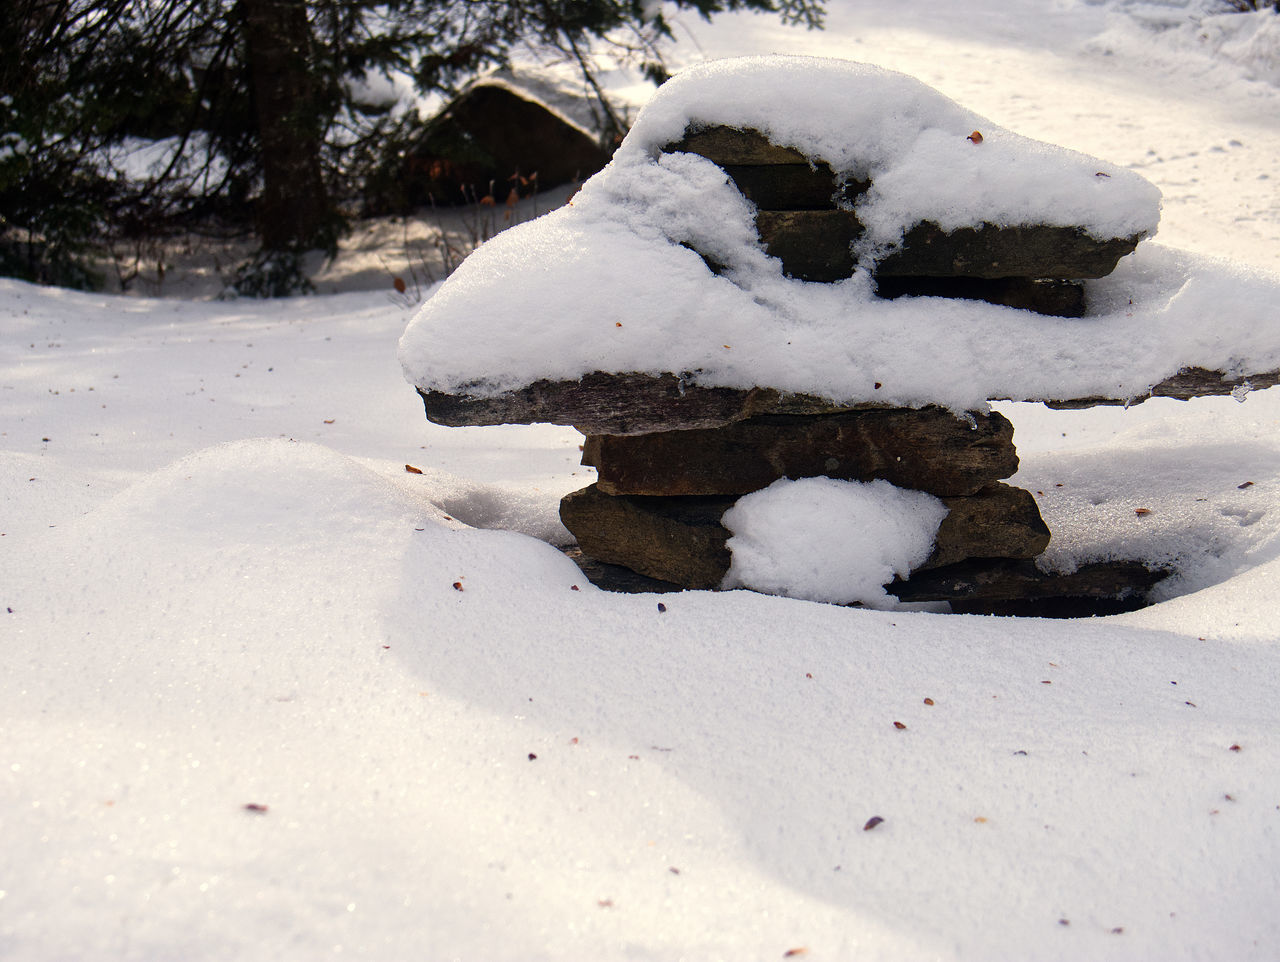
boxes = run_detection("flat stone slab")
[1046,366,1280,408]
[560,482,1049,591]
[873,276,1086,318]
[891,558,1168,610]
[561,546,685,594]
[928,485,1050,569]
[723,164,865,210]
[876,222,1141,280]
[561,545,1169,615]
[666,126,813,165]
[583,407,1018,497]
[415,368,1280,434]
[756,213,1140,283]
[417,373,863,435]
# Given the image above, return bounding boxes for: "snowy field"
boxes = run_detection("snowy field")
[4,2,1280,959]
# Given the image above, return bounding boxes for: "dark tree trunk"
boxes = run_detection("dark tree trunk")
[241,0,336,252]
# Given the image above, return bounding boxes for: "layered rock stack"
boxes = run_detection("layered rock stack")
[401,61,1280,612]
[666,126,1142,316]
[553,125,1155,609]
[562,406,1051,594]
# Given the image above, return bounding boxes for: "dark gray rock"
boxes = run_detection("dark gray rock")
[416,373,866,434]
[874,276,1087,318]
[561,546,685,594]
[558,545,1169,614]
[722,164,867,211]
[892,558,1167,608]
[876,222,1142,280]
[665,126,1143,287]
[754,212,1141,283]
[754,210,862,281]
[1044,367,1280,409]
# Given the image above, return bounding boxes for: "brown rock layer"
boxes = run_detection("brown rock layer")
[753,210,862,281]
[560,485,733,590]
[875,222,1141,280]
[583,407,1017,498]
[723,164,866,210]
[664,125,1142,293]
[416,369,1280,432]
[559,482,1050,590]
[891,558,1166,607]
[924,484,1050,569]
[416,373,865,434]
[874,276,1087,318]
[666,126,812,165]
[755,213,1140,284]
[561,545,1167,614]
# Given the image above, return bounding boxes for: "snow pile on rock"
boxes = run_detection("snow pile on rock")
[399,56,1280,414]
[620,56,1160,249]
[722,477,949,607]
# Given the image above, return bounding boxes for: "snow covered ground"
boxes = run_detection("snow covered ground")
[3,2,1280,959]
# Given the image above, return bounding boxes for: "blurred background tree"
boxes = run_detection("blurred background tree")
[0,0,824,293]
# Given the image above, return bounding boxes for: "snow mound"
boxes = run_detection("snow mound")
[400,57,1280,414]
[722,477,948,607]
[3,438,585,723]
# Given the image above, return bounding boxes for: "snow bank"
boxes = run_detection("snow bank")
[6,265,1280,961]
[7,429,1280,961]
[1092,2,1280,88]
[400,56,1280,414]
[723,477,948,607]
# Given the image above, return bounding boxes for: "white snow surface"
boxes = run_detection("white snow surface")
[398,57,1280,414]
[723,477,949,607]
[6,3,1280,960]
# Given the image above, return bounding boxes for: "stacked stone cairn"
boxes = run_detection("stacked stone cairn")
[553,126,1163,612]
[406,122,1202,612]
[406,76,1280,612]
